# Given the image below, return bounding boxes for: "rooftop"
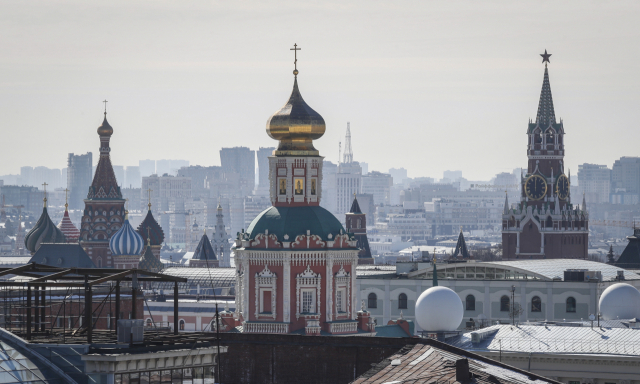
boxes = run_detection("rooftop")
[452,324,640,357]
[405,259,640,281]
[353,342,556,384]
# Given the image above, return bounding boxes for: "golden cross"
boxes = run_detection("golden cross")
[147,188,153,210]
[42,182,48,207]
[290,43,301,73]
[103,99,108,113]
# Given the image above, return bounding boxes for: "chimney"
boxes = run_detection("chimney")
[455,358,471,383]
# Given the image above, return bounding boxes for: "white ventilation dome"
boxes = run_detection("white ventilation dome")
[599,283,640,320]
[415,286,463,332]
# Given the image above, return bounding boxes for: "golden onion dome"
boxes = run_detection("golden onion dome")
[266,77,325,155]
[97,113,113,136]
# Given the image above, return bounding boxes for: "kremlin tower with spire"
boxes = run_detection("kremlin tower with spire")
[502,51,588,259]
[79,107,126,267]
[227,46,372,336]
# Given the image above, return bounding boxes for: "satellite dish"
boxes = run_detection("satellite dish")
[589,314,596,321]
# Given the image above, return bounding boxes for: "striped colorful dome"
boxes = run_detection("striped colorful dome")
[109,214,144,256]
[57,208,80,243]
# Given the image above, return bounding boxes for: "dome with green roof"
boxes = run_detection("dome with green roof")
[246,206,346,242]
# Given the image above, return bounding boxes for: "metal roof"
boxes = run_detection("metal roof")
[452,324,640,356]
[156,267,236,292]
[0,340,67,383]
[356,265,396,277]
[482,259,640,281]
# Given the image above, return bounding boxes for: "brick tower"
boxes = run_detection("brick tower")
[502,51,588,259]
[79,109,126,267]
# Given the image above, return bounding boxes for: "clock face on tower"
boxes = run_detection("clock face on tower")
[556,174,569,200]
[525,174,547,200]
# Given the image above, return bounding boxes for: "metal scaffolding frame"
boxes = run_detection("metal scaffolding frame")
[0,263,187,344]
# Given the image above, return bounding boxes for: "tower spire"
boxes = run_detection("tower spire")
[503,190,509,215]
[535,50,556,126]
[343,122,353,164]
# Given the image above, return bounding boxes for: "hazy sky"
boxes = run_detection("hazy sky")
[1,1,639,180]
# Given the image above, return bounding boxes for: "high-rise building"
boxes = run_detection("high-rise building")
[578,163,611,204]
[388,168,408,185]
[502,53,588,260]
[611,157,640,201]
[139,159,155,178]
[220,147,255,195]
[362,171,393,205]
[79,111,126,268]
[256,147,275,194]
[67,152,92,210]
[177,165,224,199]
[335,125,362,218]
[112,166,125,188]
[320,160,337,214]
[19,167,33,186]
[125,166,141,189]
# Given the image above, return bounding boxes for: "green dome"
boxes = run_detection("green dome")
[246,206,346,242]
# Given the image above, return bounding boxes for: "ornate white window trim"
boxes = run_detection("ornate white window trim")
[334,265,351,318]
[296,265,322,320]
[255,265,277,320]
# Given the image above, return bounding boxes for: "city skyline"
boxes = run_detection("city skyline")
[1,1,639,180]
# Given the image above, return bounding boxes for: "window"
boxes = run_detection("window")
[398,293,408,309]
[302,290,314,313]
[368,293,377,309]
[566,297,576,313]
[465,295,475,311]
[261,290,272,313]
[531,296,541,312]
[179,319,185,330]
[500,296,510,312]
[336,290,343,312]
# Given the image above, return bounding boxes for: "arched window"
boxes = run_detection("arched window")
[179,319,185,330]
[531,296,541,312]
[546,216,553,228]
[398,293,407,309]
[96,258,102,268]
[566,297,576,313]
[500,296,510,312]
[465,295,475,311]
[368,293,377,309]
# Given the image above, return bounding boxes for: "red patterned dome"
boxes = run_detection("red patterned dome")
[58,208,79,243]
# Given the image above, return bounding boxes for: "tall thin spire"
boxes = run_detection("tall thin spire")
[503,190,509,215]
[432,251,438,287]
[343,122,353,164]
[582,192,587,212]
[535,51,556,126]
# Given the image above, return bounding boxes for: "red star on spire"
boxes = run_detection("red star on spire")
[540,49,552,64]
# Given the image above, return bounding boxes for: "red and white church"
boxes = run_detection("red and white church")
[218,53,375,336]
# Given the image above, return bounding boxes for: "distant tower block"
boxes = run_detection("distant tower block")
[343,122,353,164]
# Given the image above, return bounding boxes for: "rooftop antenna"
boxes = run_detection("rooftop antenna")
[338,142,341,165]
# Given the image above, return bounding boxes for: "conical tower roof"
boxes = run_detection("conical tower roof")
[137,209,165,246]
[87,112,122,200]
[139,240,163,273]
[349,195,362,214]
[57,208,79,243]
[192,232,216,261]
[25,205,66,253]
[535,66,556,126]
[452,228,470,259]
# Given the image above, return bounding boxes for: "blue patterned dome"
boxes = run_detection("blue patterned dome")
[109,213,144,256]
